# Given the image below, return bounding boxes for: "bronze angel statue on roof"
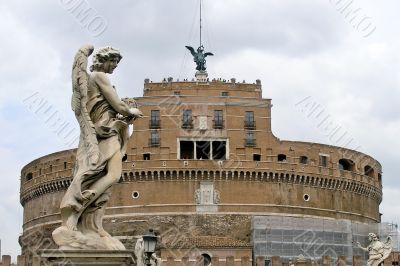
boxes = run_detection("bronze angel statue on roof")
[185,45,213,72]
[52,45,143,250]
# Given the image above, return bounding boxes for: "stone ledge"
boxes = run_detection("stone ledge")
[40,250,136,266]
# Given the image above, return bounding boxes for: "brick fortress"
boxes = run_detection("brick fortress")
[20,77,383,265]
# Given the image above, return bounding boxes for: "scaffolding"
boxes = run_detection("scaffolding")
[252,216,382,265]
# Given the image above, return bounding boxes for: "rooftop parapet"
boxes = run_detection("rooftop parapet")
[142,77,263,98]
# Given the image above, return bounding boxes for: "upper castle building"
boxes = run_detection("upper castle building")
[20,77,382,265]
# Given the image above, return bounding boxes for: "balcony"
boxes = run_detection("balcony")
[245,138,256,147]
[182,119,193,129]
[149,119,161,129]
[213,119,224,129]
[244,120,256,129]
[149,138,160,147]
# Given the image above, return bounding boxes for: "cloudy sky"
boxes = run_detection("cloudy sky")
[1,0,399,260]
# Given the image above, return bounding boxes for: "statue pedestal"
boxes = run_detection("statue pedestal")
[195,70,208,82]
[40,250,136,266]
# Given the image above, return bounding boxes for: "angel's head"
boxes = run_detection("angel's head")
[90,46,122,73]
[368,233,378,241]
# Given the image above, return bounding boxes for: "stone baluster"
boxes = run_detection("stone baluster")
[2,255,11,266]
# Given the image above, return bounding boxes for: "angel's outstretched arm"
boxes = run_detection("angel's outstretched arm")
[93,72,137,117]
[356,242,368,252]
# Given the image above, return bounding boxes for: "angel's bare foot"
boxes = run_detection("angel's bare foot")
[82,190,96,201]
[98,229,111,237]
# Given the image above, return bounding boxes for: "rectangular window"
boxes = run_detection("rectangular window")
[174,91,181,95]
[180,140,227,160]
[245,131,256,147]
[212,141,226,160]
[150,110,160,128]
[253,154,261,161]
[143,153,151,160]
[319,155,328,167]
[221,92,229,97]
[196,141,210,159]
[182,110,193,129]
[213,110,224,129]
[180,141,194,159]
[244,111,255,129]
[150,131,160,146]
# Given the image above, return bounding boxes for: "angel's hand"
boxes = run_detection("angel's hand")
[356,241,361,247]
[129,108,143,119]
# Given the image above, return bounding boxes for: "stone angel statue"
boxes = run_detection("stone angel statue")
[185,45,213,71]
[356,233,392,266]
[52,45,143,250]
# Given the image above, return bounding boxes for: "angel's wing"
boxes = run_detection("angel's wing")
[185,46,196,57]
[71,44,99,166]
[381,237,393,262]
[204,52,214,57]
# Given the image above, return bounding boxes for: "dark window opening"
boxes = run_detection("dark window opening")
[319,155,328,167]
[213,110,224,129]
[182,110,193,129]
[245,131,256,147]
[277,154,287,162]
[303,194,310,201]
[143,153,151,160]
[221,92,229,97]
[364,165,374,177]
[49,165,53,172]
[202,254,211,266]
[174,91,181,95]
[196,141,210,159]
[253,154,261,161]
[339,159,354,171]
[26,172,33,181]
[150,110,160,129]
[180,140,226,160]
[122,154,128,162]
[212,141,226,160]
[150,131,160,146]
[300,156,308,164]
[64,162,67,169]
[378,173,382,183]
[180,141,194,159]
[39,168,42,175]
[244,111,256,129]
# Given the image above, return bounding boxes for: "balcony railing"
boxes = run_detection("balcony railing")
[182,119,193,129]
[245,138,256,147]
[149,138,160,147]
[149,119,161,129]
[244,120,256,129]
[213,119,224,129]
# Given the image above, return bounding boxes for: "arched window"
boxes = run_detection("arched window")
[202,254,211,266]
[364,165,374,177]
[300,156,308,164]
[277,154,287,162]
[26,172,33,181]
[338,159,354,171]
